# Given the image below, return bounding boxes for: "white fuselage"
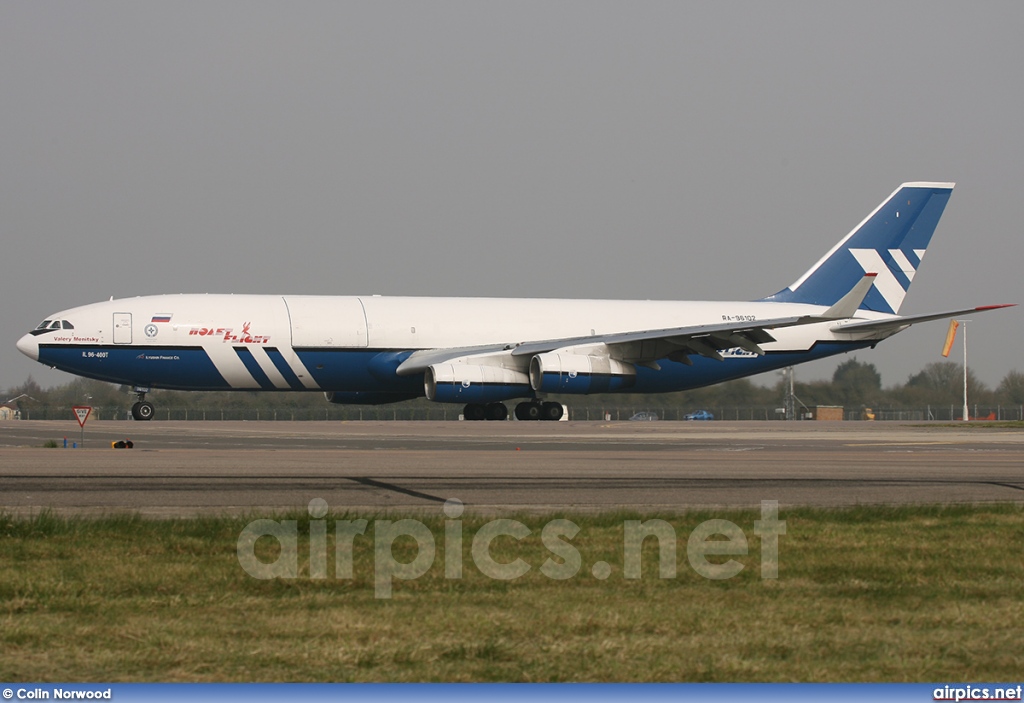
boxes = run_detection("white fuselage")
[17,293,888,397]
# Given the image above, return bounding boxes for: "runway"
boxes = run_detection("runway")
[1,420,1023,516]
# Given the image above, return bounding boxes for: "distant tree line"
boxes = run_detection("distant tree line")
[4,359,1024,421]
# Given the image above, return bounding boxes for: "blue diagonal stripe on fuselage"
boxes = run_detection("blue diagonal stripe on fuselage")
[264,347,306,390]
[233,347,276,390]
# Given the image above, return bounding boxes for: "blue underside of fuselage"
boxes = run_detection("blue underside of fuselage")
[37,342,874,399]
[39,346,230,390]
[630,342,876,392]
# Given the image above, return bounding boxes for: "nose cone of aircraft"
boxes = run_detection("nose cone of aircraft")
[16,333,39,361]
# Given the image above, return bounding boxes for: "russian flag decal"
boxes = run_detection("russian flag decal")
[151,314,172,323]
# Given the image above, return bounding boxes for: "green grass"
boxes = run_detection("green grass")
[1,505,1023,681]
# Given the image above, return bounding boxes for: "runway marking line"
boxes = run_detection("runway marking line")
[844,442,961,447]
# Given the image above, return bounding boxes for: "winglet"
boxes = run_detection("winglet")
[974,304,1017,312]
[819,273,877,320]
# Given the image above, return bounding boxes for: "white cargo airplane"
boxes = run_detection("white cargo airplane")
[16,182,1012,421]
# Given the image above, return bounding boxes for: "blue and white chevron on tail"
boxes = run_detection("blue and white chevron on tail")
[765,182,954,314]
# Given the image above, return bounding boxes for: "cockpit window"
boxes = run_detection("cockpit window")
[50,321,61,329]
[36,320,52,329]
[62,320,74,329]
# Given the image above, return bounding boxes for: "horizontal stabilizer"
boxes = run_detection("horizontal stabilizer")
[831,304,1016,334]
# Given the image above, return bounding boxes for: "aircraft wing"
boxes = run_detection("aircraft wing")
[395,343,519,376]
[396,313,832,375]
[508,315,807,359]
[831,304,1015,335]
[395,274,885,374]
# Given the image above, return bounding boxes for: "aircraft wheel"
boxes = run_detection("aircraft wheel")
[541,402,564,421]
[485,403,508,421]
[132,401,155,421]
[515,402,541,421]
[463,403,487,421]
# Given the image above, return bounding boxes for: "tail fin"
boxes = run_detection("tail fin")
[764,182,955,314]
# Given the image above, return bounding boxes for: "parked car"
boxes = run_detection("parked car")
[628,412,659,421]
[683,410,714,421]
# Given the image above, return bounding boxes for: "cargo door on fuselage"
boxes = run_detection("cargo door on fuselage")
[284,297,368,348]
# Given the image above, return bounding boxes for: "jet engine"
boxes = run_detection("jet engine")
[529,352,636,394]
[424,363,531,403]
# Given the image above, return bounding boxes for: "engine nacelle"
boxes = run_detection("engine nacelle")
[425,364,531,404]
[529,352,636,394]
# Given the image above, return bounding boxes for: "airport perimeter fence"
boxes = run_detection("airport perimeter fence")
[14,404,1024,422]
[863,405,1024,421]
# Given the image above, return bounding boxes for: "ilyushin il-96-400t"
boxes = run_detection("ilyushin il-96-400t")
[17,182,1012,421]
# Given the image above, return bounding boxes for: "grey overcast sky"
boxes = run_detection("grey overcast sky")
[2,1,1021,392]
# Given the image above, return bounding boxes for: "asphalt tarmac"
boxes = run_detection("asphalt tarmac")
[1,420,1022,516]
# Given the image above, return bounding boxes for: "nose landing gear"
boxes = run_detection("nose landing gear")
[130,388,155,421]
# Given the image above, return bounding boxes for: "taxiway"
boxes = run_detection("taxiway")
[1,420,1022,516]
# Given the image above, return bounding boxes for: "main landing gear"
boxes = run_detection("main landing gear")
[515,401,564,421]
[461,401,564,421]
[131,388,155,421]
[462,402,508,421]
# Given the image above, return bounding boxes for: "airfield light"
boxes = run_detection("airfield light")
[961,320,971,422]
